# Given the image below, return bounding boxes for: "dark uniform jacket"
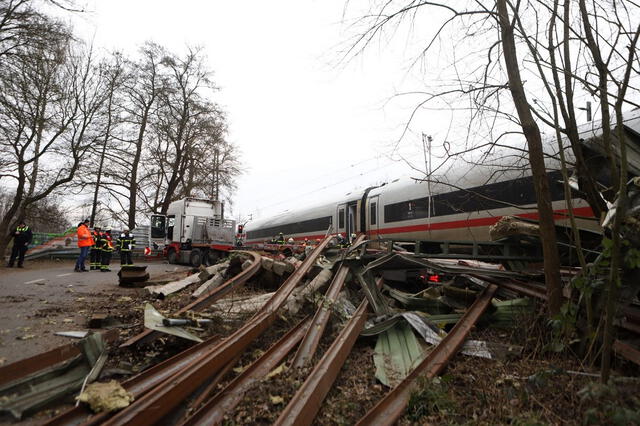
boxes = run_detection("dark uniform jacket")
[118,233,135,251]
[11,225,33,247]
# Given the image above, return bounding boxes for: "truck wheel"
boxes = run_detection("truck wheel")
[190,249,202,267]
[167,249,178,264]
[206,250,220,265]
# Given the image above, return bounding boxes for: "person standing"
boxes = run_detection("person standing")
[7,221,32,268]
[275,232,286,244]
[100,229,114,272]
[89,225,102,270]
[117,229,135,266]
[75,219,93,272]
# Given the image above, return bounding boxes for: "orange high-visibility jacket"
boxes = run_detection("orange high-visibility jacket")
[77,224,94,247]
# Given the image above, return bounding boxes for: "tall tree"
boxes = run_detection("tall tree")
[496,0,562,314]
[119,43,164,228]
[88,52,125,226]
[138,47,235,214]
[0,20,107,257]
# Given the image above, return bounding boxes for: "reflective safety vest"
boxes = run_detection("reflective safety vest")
[118,234,135,251]
[91,231,101,248]
[101,234,114,251]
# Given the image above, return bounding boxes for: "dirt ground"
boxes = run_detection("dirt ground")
[0,259,192,365]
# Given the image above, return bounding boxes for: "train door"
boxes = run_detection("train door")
[368,195,380,237]
[336,202,357,239]
[347,202,357,241]
[337,204,346,236]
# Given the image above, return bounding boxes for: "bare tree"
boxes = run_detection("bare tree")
[86,52,126,226]
[116,42,164,228]
[343,0,640,377]
[0,20,107,257]
[138,47,233,214]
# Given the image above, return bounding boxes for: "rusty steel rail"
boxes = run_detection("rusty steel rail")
[46,335,222,426]
[613,340,640,366]
[474,273,546,300]
[188,353,242,414]
[275,276,381,426]
[120,250,262,348]
[356,283,498,426]
[290,233,366,368]
[0,329,118,387]
[101,236,333,426]
[182,317,312,425]
[291,266,348,368]
[275,297,370,426]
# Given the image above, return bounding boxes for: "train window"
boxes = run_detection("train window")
[370,203,377,225]
[339,209,345,228]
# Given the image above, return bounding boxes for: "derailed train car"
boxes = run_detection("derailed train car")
[244,110,640,245]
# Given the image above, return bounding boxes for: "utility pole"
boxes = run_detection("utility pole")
[213,148,220,200]
[578,101,592,122]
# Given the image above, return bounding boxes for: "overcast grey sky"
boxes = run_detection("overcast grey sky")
[60,0,456,222]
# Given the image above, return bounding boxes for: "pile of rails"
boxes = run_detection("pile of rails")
[1,234,638,424]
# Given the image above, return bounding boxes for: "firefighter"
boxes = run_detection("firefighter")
[274,232,286,244]
[90,225,102,270]
[7,221,32,268]
[117,229,135,266]
[100,229,114,272]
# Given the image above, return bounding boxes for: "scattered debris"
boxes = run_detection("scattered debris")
[0,332,108,420]
[76,380,134,413]
[489,216,540,240]
[192,273,225,299]
[143,303,203,343]
[374,323,425,387]
[87,313,109,329]
[117,265,150,287]
[54,331,89,339]
[16,334,36,341]
[146,273,201,298]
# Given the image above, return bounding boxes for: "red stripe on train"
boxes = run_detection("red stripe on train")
[369,206,594,236]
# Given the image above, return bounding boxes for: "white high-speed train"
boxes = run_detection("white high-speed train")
[243,167,597,245]
[244,110,640,245]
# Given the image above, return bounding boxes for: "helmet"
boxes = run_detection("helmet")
[287,237,294,243]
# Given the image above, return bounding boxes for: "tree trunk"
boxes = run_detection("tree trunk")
[90,94,112,227]
[599,25,640,383]
[496,0,563,315]
[127,106,150,229]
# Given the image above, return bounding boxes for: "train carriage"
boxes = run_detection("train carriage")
[244,110,640,246]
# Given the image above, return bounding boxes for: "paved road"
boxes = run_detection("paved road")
[0,259,190,364]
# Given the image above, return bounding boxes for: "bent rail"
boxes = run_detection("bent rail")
[275,275,381,426]
[102,236,332,426]
[182,317,313,425]
[356,283,498,426]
